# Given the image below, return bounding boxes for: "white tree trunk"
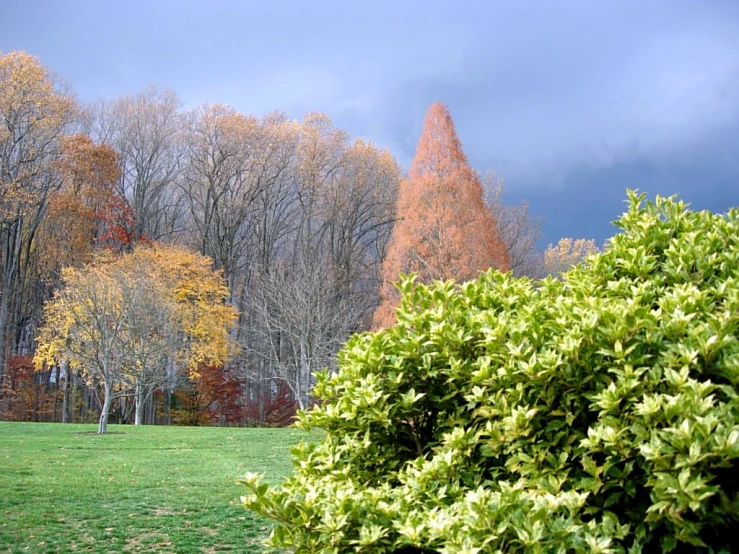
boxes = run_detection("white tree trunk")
[134,382,144,426]
[98,384,112,434]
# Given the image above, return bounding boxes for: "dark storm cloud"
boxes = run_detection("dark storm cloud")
[1,0,738,244]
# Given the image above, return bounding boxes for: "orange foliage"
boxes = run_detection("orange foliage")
[57,134,119,204]
[36,135,122,279]
[373,102,509,327]
[55,134,140,252]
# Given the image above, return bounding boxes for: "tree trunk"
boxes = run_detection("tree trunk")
[52,364,61,421]
[146,391,155,425]
[134,399,144,425]
[134,382,144,425]
[0,284,10,381]
[164,388,171,425]
[69,370,77,423]
[61,361,70,423]
[32,370,41,421]
[133,398,146,425]
[257,376,266,425]
[98,384,112,434]
[0,220,22,382]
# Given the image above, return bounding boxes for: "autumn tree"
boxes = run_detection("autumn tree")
[130,244,236,374]
[36,259,134,433]
[0,51,76,376]
[117,263,176,425]
[544,237,599,277]
[35,244,236,433]
[374,102,509,328]
[111,245,236,425]
[25,135,122,422]
[35,135,120,280]
[193,364,245,425]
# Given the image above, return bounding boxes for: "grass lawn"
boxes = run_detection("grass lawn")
[0,422,306,553]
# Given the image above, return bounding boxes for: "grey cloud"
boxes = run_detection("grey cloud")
[1,0,738,245]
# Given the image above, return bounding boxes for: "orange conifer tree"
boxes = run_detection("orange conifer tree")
[373,102,509,327]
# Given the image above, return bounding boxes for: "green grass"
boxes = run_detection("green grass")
[0,422,305,553]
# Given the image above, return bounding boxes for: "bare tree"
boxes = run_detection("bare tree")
[92,87,185,243]
[233,113,400,413]
[244,256,363,410]
[181,106,300,299]
[483,173,544,278]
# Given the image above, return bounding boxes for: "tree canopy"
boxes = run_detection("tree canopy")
[35,244,236,433]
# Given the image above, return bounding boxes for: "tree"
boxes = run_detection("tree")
[0,51,76,376]
[36,260,134,434]
[92,87,185,244]
[244,255,364,410]
[34,135,120,281]
[181,105,298,298]
[242,192,739,553]
[35,244,236,433]
[233,113,400,415]
[544,237,599,277]
[194,364,245,425]
[117,261,177,425]
[118,245,237,426]
[373,102,509,328]
[129,244,236,374]
[484,173,544,278]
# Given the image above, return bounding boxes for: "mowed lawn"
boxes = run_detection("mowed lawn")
[0,422,306,553]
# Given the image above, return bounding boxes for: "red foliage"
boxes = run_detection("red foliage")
[95,194,145,251]
[195,364,245,425]
[264,383,299,427]
[242,381,299,427]
[0,356,52,421]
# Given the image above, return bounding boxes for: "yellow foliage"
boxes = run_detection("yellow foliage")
[544,237,599,276]
[0,51,76,222]
[125,244,237,374]
[35,244,237,382]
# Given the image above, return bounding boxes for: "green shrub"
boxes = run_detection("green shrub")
[241,191,739,553]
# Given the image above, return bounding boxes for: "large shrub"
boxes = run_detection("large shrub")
[241,192,739,553]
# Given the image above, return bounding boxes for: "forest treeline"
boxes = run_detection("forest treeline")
[0,51,596,428]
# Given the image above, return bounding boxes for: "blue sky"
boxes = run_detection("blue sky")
[2,0,738,246]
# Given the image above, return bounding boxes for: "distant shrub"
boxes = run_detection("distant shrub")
[241,191,739,553]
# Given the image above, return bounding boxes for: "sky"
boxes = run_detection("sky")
[2,0,738,246]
